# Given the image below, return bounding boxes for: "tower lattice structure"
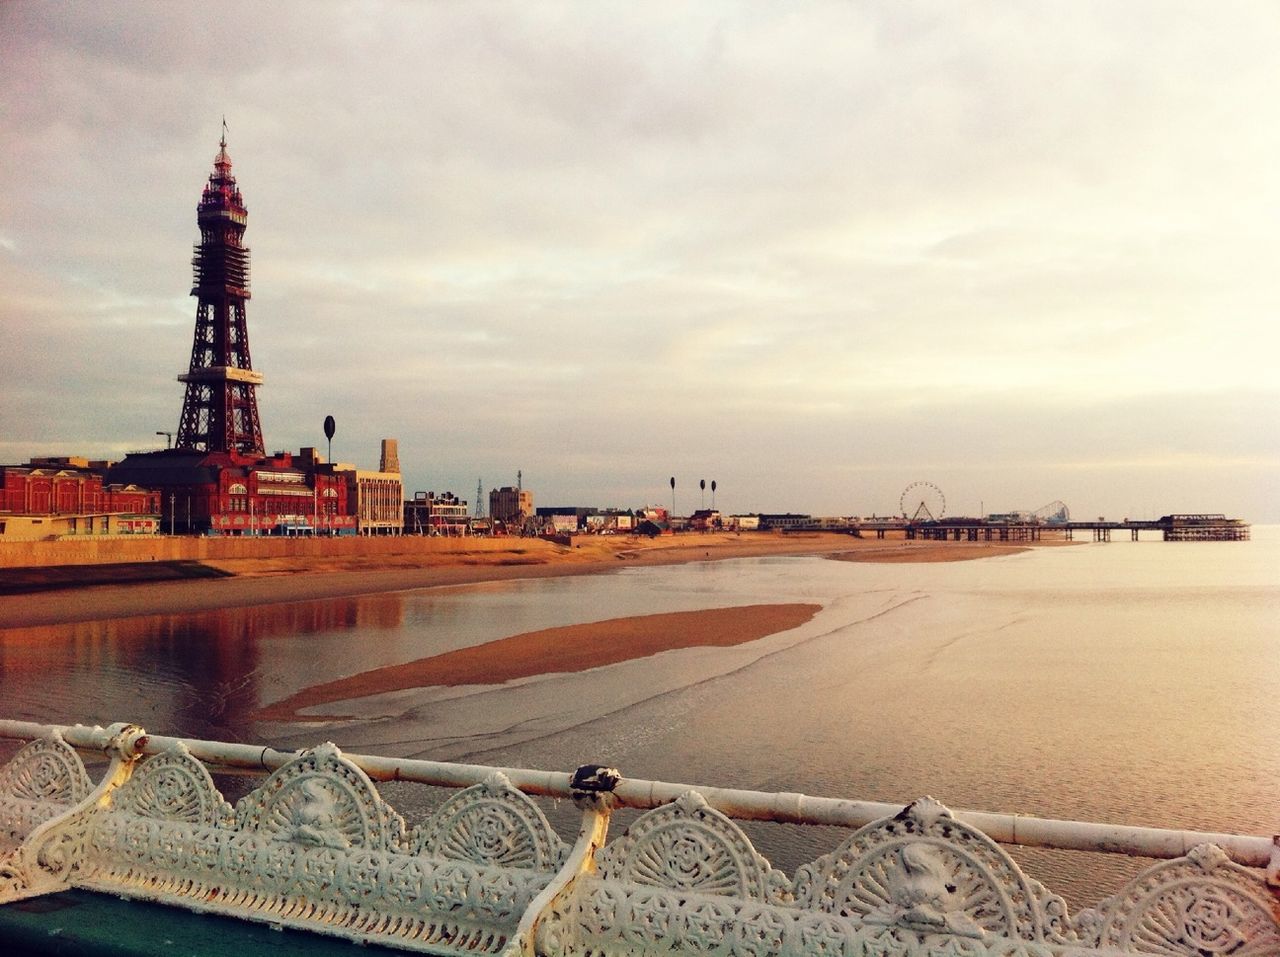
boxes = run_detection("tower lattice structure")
[175,132,265,455]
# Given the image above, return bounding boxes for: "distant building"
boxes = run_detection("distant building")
[0,460,161,540]
[535,506,593,533]
[404,491,469,535]
[490,486,533,527]
[379,439,400,474]
[585,510,634,532]
[688,509,722,532]
[757,513,815,530]
[332,440,403,535]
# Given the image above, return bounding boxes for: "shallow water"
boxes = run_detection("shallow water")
[2,529,1276,905]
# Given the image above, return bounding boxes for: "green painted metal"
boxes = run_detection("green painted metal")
[0,888,396,956]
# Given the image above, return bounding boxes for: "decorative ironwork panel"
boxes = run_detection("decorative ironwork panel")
[4,725,1277,956]
[0,733,91,854]
[69,741,556,954]
[596,790,791,904]
[235,742,405,852]
[412,770,566,872]
[793,797,1073,944]
[1074,842,1280,955]
[109,744,233,827]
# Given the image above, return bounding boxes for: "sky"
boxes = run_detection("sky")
[2,1,1277,521]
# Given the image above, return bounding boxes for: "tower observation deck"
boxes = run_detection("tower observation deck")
[175,129,265,455]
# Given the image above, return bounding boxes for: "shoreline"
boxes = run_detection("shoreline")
[0,533,1055,629]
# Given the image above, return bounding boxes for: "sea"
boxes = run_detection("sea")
[1,527,1276,907]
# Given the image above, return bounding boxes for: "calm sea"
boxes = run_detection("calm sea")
[2,528,1276,905]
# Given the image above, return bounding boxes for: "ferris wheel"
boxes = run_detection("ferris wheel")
[900,481,946,521]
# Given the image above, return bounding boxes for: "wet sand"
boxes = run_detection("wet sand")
[257,603,822,722]
[0,532,1061,629]
[831,542,1034,563]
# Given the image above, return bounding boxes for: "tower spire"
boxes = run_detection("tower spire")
[174,132,265,455]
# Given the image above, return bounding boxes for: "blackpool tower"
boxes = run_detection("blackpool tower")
[174,128,265,455]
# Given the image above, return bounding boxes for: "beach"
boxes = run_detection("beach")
[0,532,1056,728]
[2,528,1273,912]
[0,531,1041,629]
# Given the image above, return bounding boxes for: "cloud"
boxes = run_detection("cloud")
[2,1,1278,520]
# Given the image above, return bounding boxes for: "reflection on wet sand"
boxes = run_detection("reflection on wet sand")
[0,593,408,741]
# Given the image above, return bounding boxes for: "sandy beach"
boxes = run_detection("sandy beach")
[0,532,1048,629]
[0,531,1067,727]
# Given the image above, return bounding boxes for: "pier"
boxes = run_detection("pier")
[1,720,1276,955]
[853,513,1250,543]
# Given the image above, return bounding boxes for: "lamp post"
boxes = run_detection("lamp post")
[169,493,175,536]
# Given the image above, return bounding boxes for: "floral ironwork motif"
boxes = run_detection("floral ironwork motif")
[1,726,144,904]
[0,734,91,852]
[413,771,566,872]
[596,790,791,904]
[793,797,1070,943]
[1075,843,1280,955]
[236,742,405,851]
[109,744,233,826]
[64,741,552,954]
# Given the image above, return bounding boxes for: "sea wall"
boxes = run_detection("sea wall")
[0,534,526,569]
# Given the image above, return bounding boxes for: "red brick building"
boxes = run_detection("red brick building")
[107,448,355,536]
[0,460,161,539]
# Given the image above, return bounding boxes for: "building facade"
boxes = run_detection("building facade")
[111,449,355,536]
[404,491,469,535]
[341,469,403,535]
[0,460,161,540]
[489,486,533,528]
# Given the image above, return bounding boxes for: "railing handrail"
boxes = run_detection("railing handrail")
[2,718,1273,870]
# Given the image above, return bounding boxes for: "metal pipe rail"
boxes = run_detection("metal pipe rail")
[2,719,1274,873]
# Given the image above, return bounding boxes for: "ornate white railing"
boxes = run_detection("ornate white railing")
[0,720,1276,955]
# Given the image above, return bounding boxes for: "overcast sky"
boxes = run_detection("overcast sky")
[2,2,1277,521]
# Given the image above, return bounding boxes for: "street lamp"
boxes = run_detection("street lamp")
[169,493,175,536]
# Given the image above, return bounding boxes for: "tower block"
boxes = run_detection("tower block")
[175,132,265,455]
